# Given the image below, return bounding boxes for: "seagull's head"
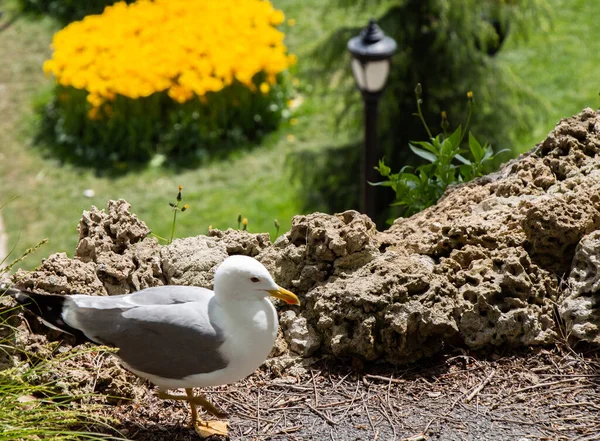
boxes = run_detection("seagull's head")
[213,255,300,305]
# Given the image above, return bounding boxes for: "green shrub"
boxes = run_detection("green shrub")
[18,0,134,24]
[39,76,291,167]
[374,86,508,218]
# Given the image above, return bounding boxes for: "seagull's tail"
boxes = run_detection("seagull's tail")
[5,287,89,342]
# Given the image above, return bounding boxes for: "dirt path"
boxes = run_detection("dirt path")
[89,346,600,441]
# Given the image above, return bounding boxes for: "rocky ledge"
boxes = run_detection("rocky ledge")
[9,108,600,367]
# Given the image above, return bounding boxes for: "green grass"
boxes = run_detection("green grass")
[0,0,599,270]
[500,0,600,152]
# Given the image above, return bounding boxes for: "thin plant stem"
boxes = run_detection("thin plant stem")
[3,238,48,272]
[459,100,473,146]
[416,95,433,139]
[169,209,177,244]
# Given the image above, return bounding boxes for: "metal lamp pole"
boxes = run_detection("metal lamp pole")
[348,19,397,221]
[362,91,380,219]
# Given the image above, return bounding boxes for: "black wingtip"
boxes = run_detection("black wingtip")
[12,291,31,304]
[7,289,92,344]
[1,285,29,302]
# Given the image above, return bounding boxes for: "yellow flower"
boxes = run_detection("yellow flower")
[259,82,270,94]
[290,118,298,126]
[87,107,100,120]
[286,134,295,143]
[42,60,55,77]
[43,0,294,104]
[467,91,473,100]
[86,93,103,107]
[287,18,296,27]
[270,10,285,25]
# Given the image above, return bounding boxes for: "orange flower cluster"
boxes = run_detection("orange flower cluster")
[43,0,296,109]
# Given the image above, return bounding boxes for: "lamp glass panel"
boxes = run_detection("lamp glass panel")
[351,58,366,90]
[364,60,390,92]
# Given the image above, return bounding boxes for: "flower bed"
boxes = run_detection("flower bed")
[41,0,295,165]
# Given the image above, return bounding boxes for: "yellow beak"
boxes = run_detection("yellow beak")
[268,286,300,305]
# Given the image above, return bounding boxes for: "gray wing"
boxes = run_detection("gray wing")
[69,285,215,308]
[63,286,228,379]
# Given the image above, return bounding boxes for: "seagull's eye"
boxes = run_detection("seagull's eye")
[250,277,260,283]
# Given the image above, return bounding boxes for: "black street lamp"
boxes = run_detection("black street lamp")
[348,19,397,221]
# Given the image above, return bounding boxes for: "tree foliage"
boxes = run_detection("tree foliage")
[312,0,550,220]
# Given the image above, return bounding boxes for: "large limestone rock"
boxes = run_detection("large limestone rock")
[9,108,600,366]
[260,108,600,362]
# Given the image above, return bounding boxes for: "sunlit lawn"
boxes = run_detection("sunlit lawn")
[0,0,599,270]
[499,0,600,152]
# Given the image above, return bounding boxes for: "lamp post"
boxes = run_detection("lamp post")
[348,19,397,221]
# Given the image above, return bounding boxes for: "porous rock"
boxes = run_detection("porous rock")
[75,199,164,294]
[560,230,600,343]
[159,228,272,287]
[280,310,321,357]
[160,235,228,287]
[259,108,600,363]
[207,228,271,257]
[76,200,150,259]
[15,253,106,295]
[258,210,380,295]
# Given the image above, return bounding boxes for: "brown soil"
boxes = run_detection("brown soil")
[86,345,600,441]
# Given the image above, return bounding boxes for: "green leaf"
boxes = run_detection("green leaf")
[468,132,484,162]
[459,164,474,180]
[483,144,494,161]
[454,154,472,165]
[409,144,438,163]
[410,140,440,155]
[400,173,421,184]
[368,180,396,187]
[447,125,462,149]
[492,148,511,159]
[375,158,391,176]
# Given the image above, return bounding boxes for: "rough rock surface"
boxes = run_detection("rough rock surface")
[258,108,600,363]
[6,109,600,369]
[15,200,164,295]
[560,230,600,343]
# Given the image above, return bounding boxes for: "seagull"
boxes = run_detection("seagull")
[10,255,300,438]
